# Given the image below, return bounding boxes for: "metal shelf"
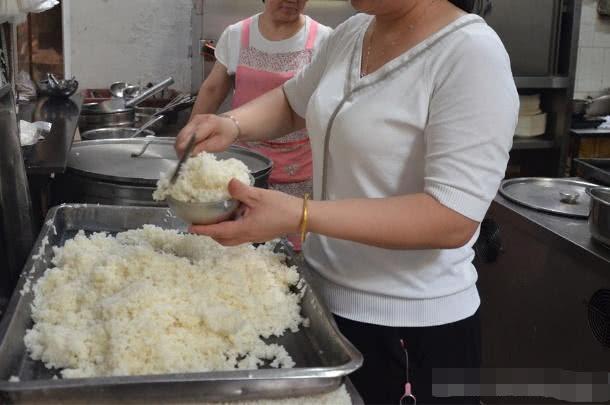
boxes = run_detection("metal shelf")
[514,76,570,89]
[512,137,557,150]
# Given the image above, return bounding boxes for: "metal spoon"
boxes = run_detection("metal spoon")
[125,77,175,108]
[123,85,141,99]
[170,134,197,185]
[48,73,60,88]
[110,81,129,98]
[130,115,165,138]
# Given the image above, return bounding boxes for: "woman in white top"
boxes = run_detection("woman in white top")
[190,0,331,250]
[178,0,519,403]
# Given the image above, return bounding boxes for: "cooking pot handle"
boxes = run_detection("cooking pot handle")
[125,77,175,108]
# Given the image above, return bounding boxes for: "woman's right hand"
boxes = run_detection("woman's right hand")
[175,114,239,157]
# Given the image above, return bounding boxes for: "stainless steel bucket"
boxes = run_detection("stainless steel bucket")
[587,186,610,247]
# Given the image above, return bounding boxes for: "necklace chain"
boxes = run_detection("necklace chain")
[361,0,441,78]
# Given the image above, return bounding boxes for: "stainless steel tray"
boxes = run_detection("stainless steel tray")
[0,205,362,403]
[573,158,610,187]
[499,177,599,218]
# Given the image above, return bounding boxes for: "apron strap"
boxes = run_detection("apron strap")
[241,17,253,49]
[305,18,319,50]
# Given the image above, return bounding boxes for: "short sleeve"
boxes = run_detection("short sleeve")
[312,24,333,57]
[424,30,519,222]
[282,32,331,118]
[214,26,233,73]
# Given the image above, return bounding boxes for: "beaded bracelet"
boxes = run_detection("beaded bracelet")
[221,114,241,141]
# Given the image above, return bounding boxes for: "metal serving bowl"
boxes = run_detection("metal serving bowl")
[166,197,241,225]
[166,175,254,225]
[80,127,155,141]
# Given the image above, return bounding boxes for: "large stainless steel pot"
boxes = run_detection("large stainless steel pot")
[52,138,273,207]
[587,186,610,247]
[81,127,155,141]
[586,95,610,117]
[572,95,610,118]
[79,105,134,132]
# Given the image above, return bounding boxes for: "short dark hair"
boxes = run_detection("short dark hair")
[447,0,475,12]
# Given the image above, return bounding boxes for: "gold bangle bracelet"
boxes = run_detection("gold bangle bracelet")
[300,193,310,245]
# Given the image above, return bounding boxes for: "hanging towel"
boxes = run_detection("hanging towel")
[0,0,21,23]
[0,0,58,23]
[18,0,58,13]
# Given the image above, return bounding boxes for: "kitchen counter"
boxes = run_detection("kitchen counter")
[492,192,610,266]
[569,128,610,176]
[18,95,83,175]
[476,189,610,382]
[16,95,83,231]
[571,127,610,137]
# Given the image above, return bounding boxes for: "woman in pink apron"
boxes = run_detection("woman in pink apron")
[190,0,331,250]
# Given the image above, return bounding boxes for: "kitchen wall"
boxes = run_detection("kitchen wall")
[575,0,610,99]
[64,0,193,93]
[60,0,609,99]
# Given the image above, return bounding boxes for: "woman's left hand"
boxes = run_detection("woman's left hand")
[190,180,303,246]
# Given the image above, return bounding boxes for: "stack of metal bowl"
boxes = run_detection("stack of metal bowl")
[78,77,174,133]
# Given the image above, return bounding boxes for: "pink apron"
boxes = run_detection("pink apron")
[232,16,319,187]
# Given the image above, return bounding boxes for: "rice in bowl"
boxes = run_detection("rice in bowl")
[153,152,250,203]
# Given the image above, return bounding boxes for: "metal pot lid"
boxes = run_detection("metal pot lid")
[68,138,273,186]
[499,177,600,218]
[81,127,156,141]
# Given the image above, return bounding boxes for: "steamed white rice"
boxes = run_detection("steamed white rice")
[153,152,250,203]
[24,226,304,379]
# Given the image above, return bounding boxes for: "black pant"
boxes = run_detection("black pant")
[335,310,481,405]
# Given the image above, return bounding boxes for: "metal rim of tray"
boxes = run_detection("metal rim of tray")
[573,158,610,187]
[499,177,600,218]
[68,138,273,186]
